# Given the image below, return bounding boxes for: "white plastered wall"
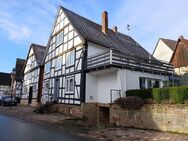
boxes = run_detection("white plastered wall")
[87,42,107,57]
[86,68,169,104]
[153,39,173,62]
[86,69,119,103]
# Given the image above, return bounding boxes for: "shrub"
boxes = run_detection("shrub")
[126,89,152,99]
[170,87,188,104]
[152,88,170,103]
[114,96,144,110]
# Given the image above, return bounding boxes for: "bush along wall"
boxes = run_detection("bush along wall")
[126,86,188,104]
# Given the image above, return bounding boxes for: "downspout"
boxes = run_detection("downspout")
[80,41,88,103]
[37,66,44,104]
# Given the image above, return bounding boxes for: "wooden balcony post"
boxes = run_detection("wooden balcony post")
[110,50,112,64]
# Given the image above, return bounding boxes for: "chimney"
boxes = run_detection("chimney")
[113,26,117,32]
[102,11,108,33]
[179,35,184,39]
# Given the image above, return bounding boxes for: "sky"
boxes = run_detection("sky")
[0,0,187,72]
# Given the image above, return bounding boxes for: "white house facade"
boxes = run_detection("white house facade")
[21,44,46,106]
[153,38,176,62]
[42,8,83,105]
[42,6,174,106]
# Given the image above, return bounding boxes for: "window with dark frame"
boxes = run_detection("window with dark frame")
[65,77,74,93]
[139,77,161,89]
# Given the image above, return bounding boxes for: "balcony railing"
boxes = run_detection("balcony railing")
[86,50,174,74]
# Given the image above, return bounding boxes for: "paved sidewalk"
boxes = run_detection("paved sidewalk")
[79,128,188,141]
[0,105,188,141]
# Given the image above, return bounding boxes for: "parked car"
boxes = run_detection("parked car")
[3,96,17,106]
[0,92,5,105]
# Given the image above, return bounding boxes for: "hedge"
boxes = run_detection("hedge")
[114,96,144,110]
[126,86,188,104]
[125,89,152,99]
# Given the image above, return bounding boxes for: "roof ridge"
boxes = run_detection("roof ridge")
[160,38,176,42]
[31,43,47,66]
[59,6,152,59]
[32,43,46,48]
[61,6,131,36]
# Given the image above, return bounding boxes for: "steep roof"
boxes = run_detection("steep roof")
[161,38,177,51]
[32,44,46,66]
[23,44,46,73]
[170,36,188,67]
[61,6,152,59]
[15,58,25,81]
[0,72,11,86]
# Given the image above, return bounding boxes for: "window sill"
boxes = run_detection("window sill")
[66,64,74,68]
[65,91,74,94]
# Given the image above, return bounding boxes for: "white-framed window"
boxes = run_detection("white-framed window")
[65,77,74,93]
[34,69,38,77]
[45,62,51,73]
[24,87,28,93]
[55,57,62,70]
[44,81,49,93]
[56,32,64,46]
[66,50,74,67]
[52,59,55,68]
[33,84,37,91]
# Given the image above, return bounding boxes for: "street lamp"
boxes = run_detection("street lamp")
[10,68,16,109]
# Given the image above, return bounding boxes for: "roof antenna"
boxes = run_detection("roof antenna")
[127,24,130,34]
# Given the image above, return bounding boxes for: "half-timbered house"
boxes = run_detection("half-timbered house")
[21,44,46,106]
[0,72,11,94]
[171,36,188,85]
[12,58,25,98]
[42,6,173,112]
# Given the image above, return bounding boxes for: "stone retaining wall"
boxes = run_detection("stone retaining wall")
[57,103,98,125]
[21,99,38,107]
[110,104,188,134]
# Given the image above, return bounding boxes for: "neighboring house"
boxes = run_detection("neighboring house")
[0,72,11,94]
[42,6,173,107]
[12,58,25,98]
[171,36,188,85]
[153,38,177,63]
[21,44,46,106]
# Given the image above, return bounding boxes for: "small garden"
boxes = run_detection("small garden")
[114,86,188,109]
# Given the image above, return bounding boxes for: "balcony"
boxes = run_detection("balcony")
[86,50,174,75]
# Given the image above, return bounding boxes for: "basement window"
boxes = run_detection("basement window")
[65,77,74,93]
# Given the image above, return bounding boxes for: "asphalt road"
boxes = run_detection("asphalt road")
[0,115,93,141]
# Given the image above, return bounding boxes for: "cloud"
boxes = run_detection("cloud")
[0,0,60,44]
[0,16,30,41]
[0,0,187,53]
[21,27,30,38]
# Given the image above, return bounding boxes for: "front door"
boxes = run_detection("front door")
[28,86,33,104]
[54,78,59,102]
